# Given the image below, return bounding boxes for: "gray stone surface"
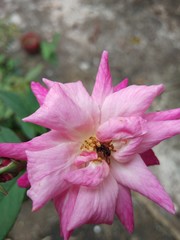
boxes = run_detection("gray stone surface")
[0,0,180,239]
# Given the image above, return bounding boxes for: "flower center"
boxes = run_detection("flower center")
[80,136,115,164]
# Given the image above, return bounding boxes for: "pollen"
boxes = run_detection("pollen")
[80,136,116,164]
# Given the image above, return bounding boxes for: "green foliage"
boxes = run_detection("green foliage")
[0,52,43,122]
[0,20,19,52]
[25,64,43,82]
[0,127,26,240]
[41,33,60,64]
[0,175,26,240]
[0,126,21,143]
[0,90,46,139]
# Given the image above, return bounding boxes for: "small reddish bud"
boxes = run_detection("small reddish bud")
[21,32,41,54]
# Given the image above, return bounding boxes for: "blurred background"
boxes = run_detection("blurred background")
[0,0,180,239]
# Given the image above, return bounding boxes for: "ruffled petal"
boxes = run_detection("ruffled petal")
[92,51,113,106]
[111,156,175,213]
[74,151,97,167]
[97,116,147,142]
[65,160,110,187]
[54,186,79,240]
[138,120,180,153]
[112,137,143,162]
[113,78,128,92]
[101,84,165,123]
[27,142,78,211]
[17,172,30,188]
[144,108,180,121]
[116,184,134,233]
[31,81,48,105]
[97,116,147,162]
[24,82,99,139]
[140,149,160,166]
[67,174,119,231]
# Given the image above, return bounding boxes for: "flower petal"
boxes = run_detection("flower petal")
[97,116,147,162]
[140,149,160,166]
[116,184,134,233]
[112,137,143,162]
[101,84,165,123]
[43,78,56,88]
[0,142,29,160]
[144,108,180,121]
[97,116,147,142]
[113,78,128,92]
[24,82,99,139]
[111,156,175,213]
[74,151,97,167]
[92,51,113,106]
[138,120,180,153]
[27,142,78,211]
[31,81,48,105]
[54,186,79,240]
[67,174,119,231]
[65,160,110,187]
[0,130,71,161]
[17,172,30,188]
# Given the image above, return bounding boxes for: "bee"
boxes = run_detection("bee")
[96,143,111,164]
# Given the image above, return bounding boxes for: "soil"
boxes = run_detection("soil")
[0,0,180,239]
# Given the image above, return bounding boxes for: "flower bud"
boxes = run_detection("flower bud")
[0,158,26,183]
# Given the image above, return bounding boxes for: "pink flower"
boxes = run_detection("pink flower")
[0,51,180,239]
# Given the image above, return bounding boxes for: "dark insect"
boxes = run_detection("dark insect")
[96,144,111,164]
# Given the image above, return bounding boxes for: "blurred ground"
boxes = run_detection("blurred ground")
[0,0,180,239]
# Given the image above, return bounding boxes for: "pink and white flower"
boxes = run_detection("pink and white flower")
[0,51,180,240]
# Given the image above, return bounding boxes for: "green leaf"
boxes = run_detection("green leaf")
[0,90,44,138]
[0,127,26,239]
[0,185,8,195]
[25,64,43,82]
[40,33,60,64]
[16,117,36,139]
[0,91,29,118]
[0,176,26,240]
[0,126,21,143]
[0,54,5,64]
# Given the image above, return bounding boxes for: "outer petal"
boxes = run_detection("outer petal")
[0,142,29,160]
[144,108,180,121]
[27,142,78,211]
[43,78,57,88]
[140,149,160,166]
[113,78,128,92]
[138,120,180,153]
[97,116,147,142]
[101,84,165,123]
[54,186,79,240]
[65,160,110,187]
[31,81,48,105]
[0,130,70,161]
[24,82,99,139]
[92,51,113,106]
[17,172,30,188]
[67,174,119,231]
[116,184,134,233]
[111,156,175,213]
